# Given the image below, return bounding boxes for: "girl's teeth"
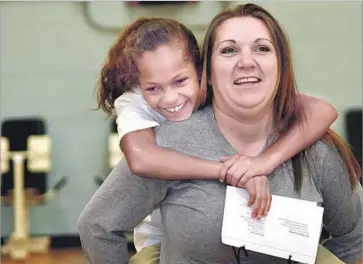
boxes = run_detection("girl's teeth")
[167,102,185,112]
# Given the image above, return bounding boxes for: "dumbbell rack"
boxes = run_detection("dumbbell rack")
[1,136,67,260]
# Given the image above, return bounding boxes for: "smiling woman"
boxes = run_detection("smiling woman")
[79,3,360,264]
[211,16,279,118]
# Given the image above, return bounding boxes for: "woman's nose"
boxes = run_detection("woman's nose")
[237,50,255,69]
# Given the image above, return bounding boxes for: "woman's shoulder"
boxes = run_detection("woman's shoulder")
[155,106,216,146]
[308,138,354,188]
[306,139,348,183]
[309,139,337,163]
[158,106,214,132]
[308,138,351,168]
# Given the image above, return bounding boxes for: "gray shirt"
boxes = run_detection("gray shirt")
[78,106,362,264]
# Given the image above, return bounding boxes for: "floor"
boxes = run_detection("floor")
[1,247,136,264]
[1,248,88,264]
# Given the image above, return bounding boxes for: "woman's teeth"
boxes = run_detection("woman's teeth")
[166,102,186,112]
[234,77,260,85]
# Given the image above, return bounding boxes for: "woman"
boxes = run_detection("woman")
[78,3,362,264]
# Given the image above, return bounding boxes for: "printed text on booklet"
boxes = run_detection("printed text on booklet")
[222,186,324,264]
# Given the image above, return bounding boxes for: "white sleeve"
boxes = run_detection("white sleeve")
[114,89,165,141]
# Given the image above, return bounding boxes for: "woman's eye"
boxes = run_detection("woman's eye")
[221,47,237,54]
[256,46,271,52]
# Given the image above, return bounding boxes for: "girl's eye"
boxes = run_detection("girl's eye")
[175,78,188,86]
[146,87,158,93]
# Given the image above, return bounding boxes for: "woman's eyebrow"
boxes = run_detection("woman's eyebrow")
[216,39,236,49]
[255,38,273,44]
[216,38,273,49]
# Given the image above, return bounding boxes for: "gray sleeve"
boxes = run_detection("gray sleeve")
[77,160,169,264]
[320,148,363,264]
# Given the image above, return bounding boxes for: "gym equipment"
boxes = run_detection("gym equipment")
[95,119,124,185]
[1,118,67,260]
[127,1,196,6]
[109,119,124,169]
[346,109,362,168]
[346,109,362,184]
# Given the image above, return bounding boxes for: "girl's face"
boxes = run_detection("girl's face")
[137,43,200,122]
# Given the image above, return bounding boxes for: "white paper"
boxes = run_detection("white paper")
[222,186,324,264]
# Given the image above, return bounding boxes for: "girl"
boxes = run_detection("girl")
[95,17,337,262]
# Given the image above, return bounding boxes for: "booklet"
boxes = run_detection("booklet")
[222,186,324,264]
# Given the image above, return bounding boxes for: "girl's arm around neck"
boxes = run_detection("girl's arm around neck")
[262,94,338,173]
[120,128,222,180]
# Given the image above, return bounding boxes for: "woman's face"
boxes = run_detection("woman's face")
[211,16,278,115]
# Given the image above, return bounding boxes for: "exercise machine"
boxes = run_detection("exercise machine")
[1,118,67,260]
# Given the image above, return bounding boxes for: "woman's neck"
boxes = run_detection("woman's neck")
[213,101,274,155]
